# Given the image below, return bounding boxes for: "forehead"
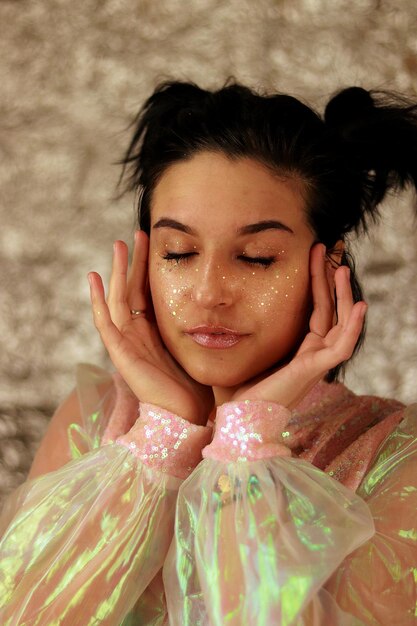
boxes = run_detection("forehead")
[151,151,311,237]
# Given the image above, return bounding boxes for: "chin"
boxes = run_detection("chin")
[181,359,263,389]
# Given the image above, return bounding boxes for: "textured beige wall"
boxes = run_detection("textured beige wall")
[1,0,416,503]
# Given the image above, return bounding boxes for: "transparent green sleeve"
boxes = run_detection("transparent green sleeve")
[162,400,379,625]
[0,387,212,625]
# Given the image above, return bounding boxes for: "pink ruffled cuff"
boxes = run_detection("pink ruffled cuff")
[115,403,213,479]
[202,400,292,462]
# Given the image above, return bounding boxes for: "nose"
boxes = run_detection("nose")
[192,262,235,309]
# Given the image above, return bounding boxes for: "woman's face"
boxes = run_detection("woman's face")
[148,151,316,389]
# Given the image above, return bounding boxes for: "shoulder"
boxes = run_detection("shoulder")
[290,380,410,491]
[365,401,417,469]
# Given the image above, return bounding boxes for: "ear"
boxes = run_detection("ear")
[325,239,345,272]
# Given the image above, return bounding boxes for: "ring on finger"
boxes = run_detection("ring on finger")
[130,309,146,319]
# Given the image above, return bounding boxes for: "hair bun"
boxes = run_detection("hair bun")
[324,87,374,128]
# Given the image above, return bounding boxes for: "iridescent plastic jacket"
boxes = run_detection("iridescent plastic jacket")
[0,363,416,625]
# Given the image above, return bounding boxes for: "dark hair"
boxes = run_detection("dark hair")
[120,81,417,381]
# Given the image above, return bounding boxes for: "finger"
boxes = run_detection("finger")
[326,301,367,366]
[309,243,335,337]
[89,272,124,345]
[127,230,149,312]
[107,241,131,328]
[334,266,354,327]
[88,272,118,334]
[324,253,337,325]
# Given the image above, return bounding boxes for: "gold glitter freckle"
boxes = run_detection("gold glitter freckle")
[282,431,290,438]
[252,272,255,276]
[286,275,290,279]
[285,294,288,298]
[295,269,298,273]
[172,311,177,316]
[222,276,226,280]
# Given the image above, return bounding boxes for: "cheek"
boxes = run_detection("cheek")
[149,255,311,330]
[149,260,192,324]
[243,265,311,325]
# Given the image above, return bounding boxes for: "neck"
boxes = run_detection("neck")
[212,384,240,407]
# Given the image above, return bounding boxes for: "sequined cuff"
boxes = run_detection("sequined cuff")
[115,403,213,479]
[202,400,292,462]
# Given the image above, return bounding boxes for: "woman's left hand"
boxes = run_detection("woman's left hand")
[233,243,367,409]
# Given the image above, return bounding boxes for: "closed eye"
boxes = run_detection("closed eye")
[162,252,197,264]
[162,252,276,268]
[238,255,276,267]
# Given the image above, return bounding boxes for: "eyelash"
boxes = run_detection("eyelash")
[162,252,276,268]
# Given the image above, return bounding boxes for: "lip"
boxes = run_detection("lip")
[184,325,249,349]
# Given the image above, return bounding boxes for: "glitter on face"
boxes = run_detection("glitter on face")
[242,266,300,315]
[148,152,315,387]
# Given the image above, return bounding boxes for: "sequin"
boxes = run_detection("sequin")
[202,400,292,462]
[0,364,415,625]
[115,402,212,480]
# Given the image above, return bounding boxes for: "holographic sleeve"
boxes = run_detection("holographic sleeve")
[0,402,212,626]
[162,400,378,625]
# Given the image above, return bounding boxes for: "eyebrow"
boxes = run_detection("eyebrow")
[238,220,294,235]
[152,218,294,236]
[153,218,194,234]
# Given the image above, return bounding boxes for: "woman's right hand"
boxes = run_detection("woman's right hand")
[88,230,213,426]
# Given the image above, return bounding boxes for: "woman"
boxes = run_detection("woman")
[0,81,416,625]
